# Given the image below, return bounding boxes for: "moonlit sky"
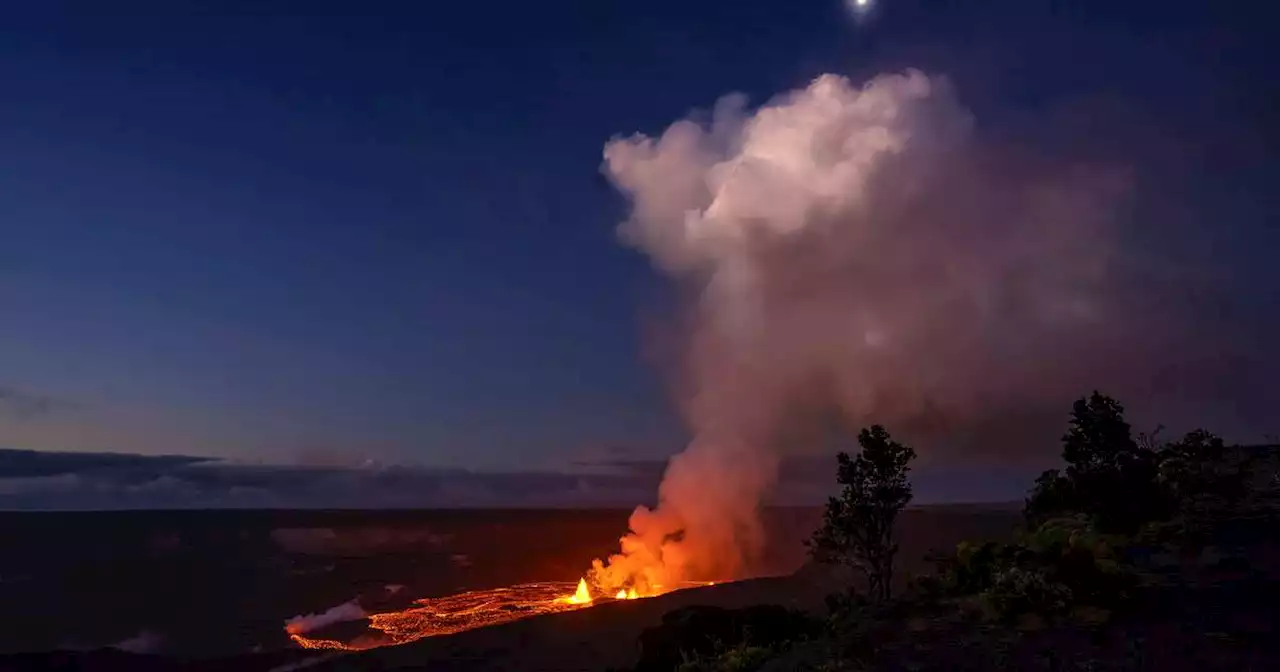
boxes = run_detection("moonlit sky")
[1,1,1277,505]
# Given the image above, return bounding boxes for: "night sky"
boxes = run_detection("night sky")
[1,1,1277,506]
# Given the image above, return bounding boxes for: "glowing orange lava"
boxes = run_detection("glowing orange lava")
[563,577,593,604]
[287,579,712,651]
[289,581,590,651]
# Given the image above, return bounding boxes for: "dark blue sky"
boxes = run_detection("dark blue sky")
[2,0,1276,474]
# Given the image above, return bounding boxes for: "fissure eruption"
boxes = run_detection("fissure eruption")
[289,67,1241,650]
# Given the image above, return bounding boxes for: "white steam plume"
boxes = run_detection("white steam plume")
[284,599,366,635]
[589,69,1172,592]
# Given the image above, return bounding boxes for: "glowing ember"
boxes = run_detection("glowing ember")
[287,579,715,651]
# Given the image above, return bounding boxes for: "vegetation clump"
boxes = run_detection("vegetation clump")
[638,391,1280,671]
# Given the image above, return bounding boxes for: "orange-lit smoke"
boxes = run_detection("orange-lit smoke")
[588,69,1156,593]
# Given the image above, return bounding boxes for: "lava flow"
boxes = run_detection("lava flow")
[288,578,710,651]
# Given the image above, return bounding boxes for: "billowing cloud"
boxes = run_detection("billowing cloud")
[588,70,1280,592]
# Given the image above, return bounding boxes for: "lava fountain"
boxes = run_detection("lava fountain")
[564,577,593,604]
[298,68,1011,654]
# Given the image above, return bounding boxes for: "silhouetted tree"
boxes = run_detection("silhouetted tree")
[1023,468,1075,528]
[1159,429,1245,513]
[1026,392,1171,533]
[810,425,916,602]
[1061,391,1139,474]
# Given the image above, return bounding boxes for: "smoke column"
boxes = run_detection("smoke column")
[588,70,1247,592]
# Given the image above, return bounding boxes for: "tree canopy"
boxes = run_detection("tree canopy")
[810,425,917,602]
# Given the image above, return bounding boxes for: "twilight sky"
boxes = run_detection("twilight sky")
[1,1,1277,504]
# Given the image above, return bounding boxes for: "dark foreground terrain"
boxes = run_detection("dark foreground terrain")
[2,494,1276,671]
[6,397,1272,672]
[0,504,1017,663]
[3,512,1276,672]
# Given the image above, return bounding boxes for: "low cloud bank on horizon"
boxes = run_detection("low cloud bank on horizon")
[0,447,1036,510]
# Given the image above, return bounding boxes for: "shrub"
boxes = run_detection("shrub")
[925,514,1139,622]
[981,566,1073,619]
[677,644,776,672]
[1022,515,1093,554]
[823,588,868,623]
[928,540,1023,596]
[636,605,816,672]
